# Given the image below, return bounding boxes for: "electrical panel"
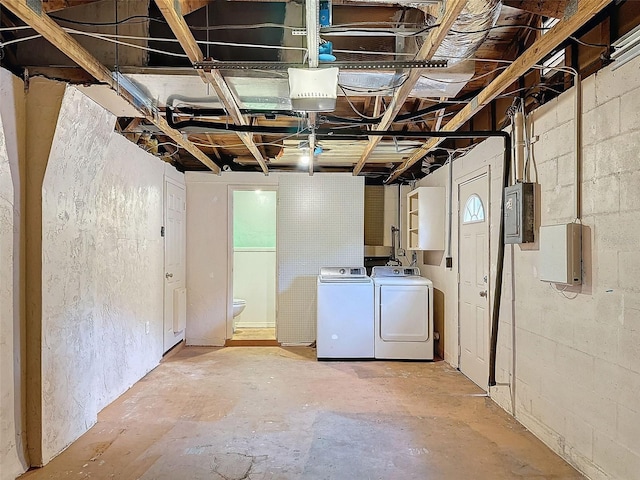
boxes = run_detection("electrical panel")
[539,223,582,285]
[504,182,535,244]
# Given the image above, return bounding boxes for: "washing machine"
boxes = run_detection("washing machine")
[371,266,433,360]
[316,267,374,359]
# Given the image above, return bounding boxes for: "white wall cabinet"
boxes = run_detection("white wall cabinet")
[406,186,445,250]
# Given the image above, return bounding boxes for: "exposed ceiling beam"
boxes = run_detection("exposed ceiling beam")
[154,0,270,175]
[352,0,467,175]
[176,0,211,16]
[386,0,613,183]
[42,0,101,13]
[503,0,568,18]
[1,0,220,174]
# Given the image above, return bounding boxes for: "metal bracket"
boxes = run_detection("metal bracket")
[194,60,448,71]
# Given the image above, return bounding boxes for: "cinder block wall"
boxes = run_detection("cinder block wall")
[417,56,640,480]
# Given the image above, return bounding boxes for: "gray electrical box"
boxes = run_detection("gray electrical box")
[504,183,535,244]
[539,223,582,285]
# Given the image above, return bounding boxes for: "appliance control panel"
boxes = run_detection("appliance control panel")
[371,266,421,277]
[319,267,367,278]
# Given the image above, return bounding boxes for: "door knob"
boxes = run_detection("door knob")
[479,290,487,297]
[165,273,173,279]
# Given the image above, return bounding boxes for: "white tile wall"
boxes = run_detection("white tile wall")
[277,174,364,344]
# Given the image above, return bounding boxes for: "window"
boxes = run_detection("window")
[463,194,485,224]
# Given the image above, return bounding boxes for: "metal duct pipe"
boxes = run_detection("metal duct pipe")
[428,0,502,64]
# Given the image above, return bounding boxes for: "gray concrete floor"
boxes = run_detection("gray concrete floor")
[21,347,583,479]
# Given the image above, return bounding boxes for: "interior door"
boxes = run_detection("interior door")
[164,178,186,353]
[458,173,490,390]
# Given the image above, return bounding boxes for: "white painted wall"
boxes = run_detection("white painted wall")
[233,249,276,328]
[416,56,640,480]
[40,86,166,462]
[186,173,278,345]
[185,172,363,345]
[0,68,28,480]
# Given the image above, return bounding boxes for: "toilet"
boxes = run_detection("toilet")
[233,298,246,318]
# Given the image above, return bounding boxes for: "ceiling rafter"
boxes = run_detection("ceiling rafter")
[154,0,270,175]
[352,0,467,175]
[41,0,102,13]
[386,0,613,183]
[0,0,221,174]
[503,0,568,18]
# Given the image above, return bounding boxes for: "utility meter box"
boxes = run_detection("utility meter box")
[504,182,535,244]
[539,223,582,285]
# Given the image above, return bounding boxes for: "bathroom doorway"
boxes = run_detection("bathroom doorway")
[229,187,278,342]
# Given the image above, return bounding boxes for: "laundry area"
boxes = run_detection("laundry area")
[19,347,583,480]
[2,1,640,480]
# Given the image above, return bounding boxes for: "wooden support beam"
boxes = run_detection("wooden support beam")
[1,0,220,173]
[177,0,211,16]
[154,0,269,174]
[42,0,102,13]
[353,0,467,175]
[503,0,568,19]
[386,0,613,183]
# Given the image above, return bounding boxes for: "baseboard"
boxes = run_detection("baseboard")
[234,322,276,328]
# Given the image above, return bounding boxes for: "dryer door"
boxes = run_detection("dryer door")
[379,285,429,342]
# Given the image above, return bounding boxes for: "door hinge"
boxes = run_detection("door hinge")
[161,226,165,237]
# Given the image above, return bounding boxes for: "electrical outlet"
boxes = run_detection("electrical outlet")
[145,321,150,335]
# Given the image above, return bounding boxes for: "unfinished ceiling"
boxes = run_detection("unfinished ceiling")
[0,0,637,182]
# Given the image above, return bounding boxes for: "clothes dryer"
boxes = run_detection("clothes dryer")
[371,266,433,360]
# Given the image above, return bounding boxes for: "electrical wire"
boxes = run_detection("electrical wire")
[421,65,508,84]
[49,14,161,26]
[338,73,408,94]
[64,28,308,53]
[0,26,33,32]
[63,29,189,58]
[322,24,440,37]
[332,48,415,57]
[0,34,42,48]
[189,128,310,149]
[338,84,384,120]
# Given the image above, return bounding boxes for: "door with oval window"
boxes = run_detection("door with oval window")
[458,172,490,390]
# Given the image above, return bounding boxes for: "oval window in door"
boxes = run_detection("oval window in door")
[463,194,485,224]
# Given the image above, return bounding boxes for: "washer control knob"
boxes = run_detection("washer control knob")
[339,268,346,274]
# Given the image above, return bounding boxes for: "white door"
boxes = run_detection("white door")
[458,173,490,390]
[164,179,186,352]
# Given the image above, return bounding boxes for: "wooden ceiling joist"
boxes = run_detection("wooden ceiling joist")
[177,0,212,16]
[386,0,613,183]
[352,0,467,175]
[1,0,221,174]
[503,0,569,19]
[154,0,270,175]
[41,0,102,13]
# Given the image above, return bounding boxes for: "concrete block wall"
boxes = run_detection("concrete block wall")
[0,69,28,480]
[417,55,640,480]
